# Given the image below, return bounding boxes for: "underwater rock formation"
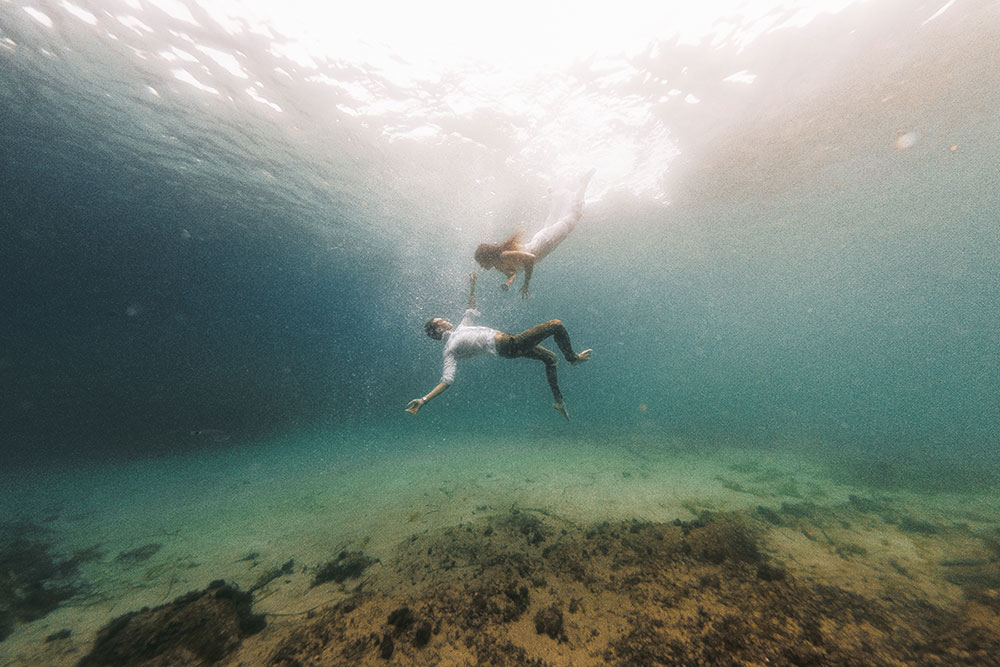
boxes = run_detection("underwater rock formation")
[533,604,564,641]
[15,506,996,665]
[260,509,1000,666]
[77,580,264,666]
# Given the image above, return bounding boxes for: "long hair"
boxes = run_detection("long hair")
[474,231,521,268]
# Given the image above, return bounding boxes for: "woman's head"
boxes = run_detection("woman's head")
[474,243,501,269]
[474,231,521,269]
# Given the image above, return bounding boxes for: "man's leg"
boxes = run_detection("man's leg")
[520,345,570,420]
[505,319,589,364]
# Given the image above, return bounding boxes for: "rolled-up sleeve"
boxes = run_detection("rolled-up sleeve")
[458,308,479,327]
[440,351,457,385]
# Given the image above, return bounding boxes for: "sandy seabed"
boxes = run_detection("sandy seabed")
[2,430,999,665]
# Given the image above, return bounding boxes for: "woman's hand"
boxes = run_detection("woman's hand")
[405,398,425,414]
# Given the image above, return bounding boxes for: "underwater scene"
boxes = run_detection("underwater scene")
[1,0,999,664]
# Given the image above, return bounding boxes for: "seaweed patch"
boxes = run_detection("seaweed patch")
[0,528,86,643]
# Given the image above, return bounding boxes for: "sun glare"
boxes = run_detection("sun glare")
[7,0,874,198]
[220,0,866,71]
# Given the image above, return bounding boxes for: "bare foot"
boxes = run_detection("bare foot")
[553,402,570,421]
[571,349,592,366]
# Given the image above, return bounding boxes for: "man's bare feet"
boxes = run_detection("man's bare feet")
[553,401,570,421]
[571,349,592,366]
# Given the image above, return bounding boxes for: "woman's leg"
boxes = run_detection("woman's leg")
[523,169,595,261]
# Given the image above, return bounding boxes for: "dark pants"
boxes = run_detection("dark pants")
[496,319,579,403]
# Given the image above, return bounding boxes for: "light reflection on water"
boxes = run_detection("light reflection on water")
[4,0,903,200]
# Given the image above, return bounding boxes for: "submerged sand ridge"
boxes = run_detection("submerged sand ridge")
[2,437,999,665]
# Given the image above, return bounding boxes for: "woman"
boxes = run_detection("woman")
[474,169,595,298]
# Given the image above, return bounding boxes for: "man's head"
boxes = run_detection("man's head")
[424,317,453,340]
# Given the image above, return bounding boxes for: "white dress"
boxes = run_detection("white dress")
[521,169,595,261]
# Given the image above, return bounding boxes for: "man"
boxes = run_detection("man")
[406,273,591,420]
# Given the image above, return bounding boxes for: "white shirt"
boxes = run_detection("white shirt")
[440,309,499,385]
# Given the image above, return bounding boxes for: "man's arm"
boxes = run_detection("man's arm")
[408,274,474,416]
[406,382,448,414]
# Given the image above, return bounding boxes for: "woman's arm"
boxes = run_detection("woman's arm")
[467,272,477,309]
[520,260,534,299]
[498,251,536,294]
[499,250,537,267]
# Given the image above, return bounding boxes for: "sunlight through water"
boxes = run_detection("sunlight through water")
[6,0,875,200]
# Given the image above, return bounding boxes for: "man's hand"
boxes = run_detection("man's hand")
[405,398,425,415]
[520,285,530,299]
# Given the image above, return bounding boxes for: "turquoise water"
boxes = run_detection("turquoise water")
[1,0,999,661]
[2,0,996,479]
